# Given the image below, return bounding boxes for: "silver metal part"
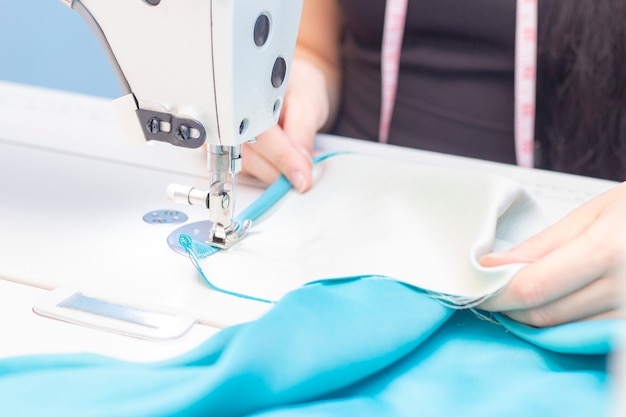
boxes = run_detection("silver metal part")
[167,185,209,207]
[206,145,243,248]
[166,144,249,249]
[33,288,196,340]
[167,219,252,255]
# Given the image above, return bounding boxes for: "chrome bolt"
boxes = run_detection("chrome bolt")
[176,124,191,141]
[147,118,160,134]
[221,193,230,209]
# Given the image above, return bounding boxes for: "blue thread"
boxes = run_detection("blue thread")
[179,234,275,304]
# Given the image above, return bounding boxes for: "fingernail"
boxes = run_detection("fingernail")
[481,252,505,261]
[480,251,535,267]
[290,172,308,193]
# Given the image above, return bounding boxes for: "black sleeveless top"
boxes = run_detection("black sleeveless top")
[332,0,522,164]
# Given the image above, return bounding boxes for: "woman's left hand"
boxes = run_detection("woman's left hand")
[478,181,626,327]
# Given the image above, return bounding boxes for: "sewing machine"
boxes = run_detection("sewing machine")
[0,4,624,415]
[61,0,303,249]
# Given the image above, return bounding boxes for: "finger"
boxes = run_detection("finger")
[484,184,626,266]
[479,222,614,311]
[241,143,281,185]
[579,309,624,322]
[493,275,621,327]
[251,125,313,192]
[281,104,319,155]
[480,251,536,267]
[503,309,622,327]
[481,212,592,268]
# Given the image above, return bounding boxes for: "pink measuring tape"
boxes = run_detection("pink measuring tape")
[380,0,538,168]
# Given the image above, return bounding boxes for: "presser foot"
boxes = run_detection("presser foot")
[207,219,252,249]
[167,219,252,255]
[167,183,251,249]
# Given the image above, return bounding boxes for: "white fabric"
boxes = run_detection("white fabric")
[198,153,549,303]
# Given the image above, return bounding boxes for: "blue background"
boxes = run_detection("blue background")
[0,0,120,98]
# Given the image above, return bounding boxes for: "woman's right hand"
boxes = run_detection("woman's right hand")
[241,59,332,193]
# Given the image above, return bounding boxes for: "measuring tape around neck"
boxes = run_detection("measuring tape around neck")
[380,0,538,168]
[379,0,408,145]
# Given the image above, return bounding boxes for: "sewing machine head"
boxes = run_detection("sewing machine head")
[62,0,303,248]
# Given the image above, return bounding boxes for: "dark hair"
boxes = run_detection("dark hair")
[536,0,626,181]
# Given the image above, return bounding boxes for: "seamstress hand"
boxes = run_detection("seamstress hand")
[478,181,626,327]
[242,59,332,192]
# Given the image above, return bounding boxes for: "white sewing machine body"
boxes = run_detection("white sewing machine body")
[61,0,301,149]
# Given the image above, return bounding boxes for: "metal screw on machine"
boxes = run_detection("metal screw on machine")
[176,124,191,141]
[147,117,161,134]
[221,194,230,209]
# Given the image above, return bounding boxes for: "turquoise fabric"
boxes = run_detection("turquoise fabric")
[0,278,618,416]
